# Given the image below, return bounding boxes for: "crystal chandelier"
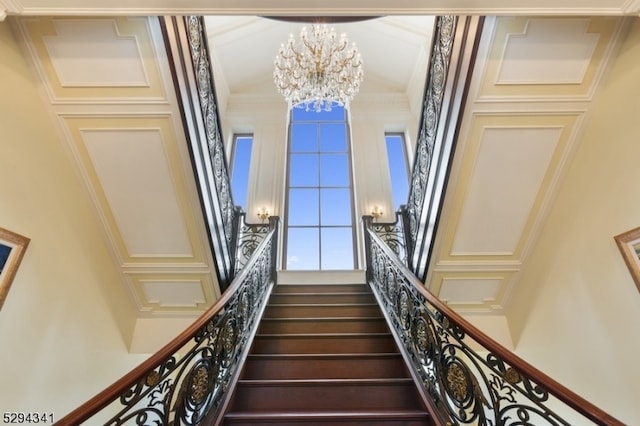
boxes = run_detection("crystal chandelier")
[274,24,363,112]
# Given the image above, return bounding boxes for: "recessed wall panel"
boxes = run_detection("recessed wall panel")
[82,128,193,258]
[439,278,502,305]
[451,126,559,255]
[141,279,206,308]
[496,19,598,85]
[44,19,148,87]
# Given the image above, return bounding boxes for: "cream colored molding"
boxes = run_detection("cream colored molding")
[430,270,514,313]
[622,0,640,15]
[476,16,622,102]
[5,0,638,17]
[0,0,20,20]
[17,16,168,103]
[441,113,580,263]
[61,115,206,267]
[128,272,217,314]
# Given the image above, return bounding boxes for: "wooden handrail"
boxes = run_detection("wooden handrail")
[366,226,624,426]
[56,226,278,426]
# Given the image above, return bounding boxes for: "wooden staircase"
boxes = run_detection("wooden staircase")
[222,281,433,425]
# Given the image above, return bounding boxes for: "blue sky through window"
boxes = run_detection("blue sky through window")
[385,133,410,210]
[230,135,252,210]
[285,106,355,270]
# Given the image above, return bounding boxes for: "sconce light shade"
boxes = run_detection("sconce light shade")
[371,205,383,220]
[257,207,270,222]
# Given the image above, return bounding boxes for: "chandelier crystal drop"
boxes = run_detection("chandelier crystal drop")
[274,24,363,112]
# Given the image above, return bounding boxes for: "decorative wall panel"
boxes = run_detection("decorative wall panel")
[451,124,562,256]
[82,128,193,258]
[140,279,206,309]
[477,17,620,100]
[63,115,204,265]
[16,16,221,321]
[425,16,625,320]
[128,273,215,312]
[440,277,503,306]
[20,17,167,101]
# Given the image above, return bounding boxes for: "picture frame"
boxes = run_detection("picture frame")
[614,226,640,292]
[0,227,30,310]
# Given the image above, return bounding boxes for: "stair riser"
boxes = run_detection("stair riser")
[224,416,430,425]
[273,284,369,294]
[251,335,397,354]
[269,293,376,304]
[258,318,389,334]
[230,381,422,411]
[264,304,382,318]
[242,356,408,379]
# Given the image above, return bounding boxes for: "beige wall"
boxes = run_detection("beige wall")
[0,20,148,418]
[507,18,640,423]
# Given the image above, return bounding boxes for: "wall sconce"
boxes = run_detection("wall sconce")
[371,205,383,220]
[257,206,270,222]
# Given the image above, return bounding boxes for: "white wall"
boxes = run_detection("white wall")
[507,18,640,424]
[0,20,149,418]
[221,91,419,270]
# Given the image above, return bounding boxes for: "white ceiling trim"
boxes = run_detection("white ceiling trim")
[5,1,639,18]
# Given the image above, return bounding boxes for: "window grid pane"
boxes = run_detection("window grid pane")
[285,106,355,270]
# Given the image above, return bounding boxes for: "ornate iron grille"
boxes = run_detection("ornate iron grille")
[107,237,273,425]
[405,15,457,271]
[235,213,270,272]
[58,223,278,425]
[364,225,620,426]
[186,16,237,248]
[372,211,407,264]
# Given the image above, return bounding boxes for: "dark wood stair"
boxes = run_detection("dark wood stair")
[222,282,432,425]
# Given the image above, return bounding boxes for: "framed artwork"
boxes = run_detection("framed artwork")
[0,227,30,310]
[614,226,640,292]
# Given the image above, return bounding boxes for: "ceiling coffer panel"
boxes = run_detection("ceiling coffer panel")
[21,16,167,102]
[477,16,620,101]
[443,113,581,263]
[128,273,215,313]
[62,115,204,266]
[430,270,515,312]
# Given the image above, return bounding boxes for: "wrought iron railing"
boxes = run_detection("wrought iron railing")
[162,16,239,290]
[57,219,279,426]
[372,209,408,265]
[363,217,623,426]
[404,16,483,281]
[235,212,271,273]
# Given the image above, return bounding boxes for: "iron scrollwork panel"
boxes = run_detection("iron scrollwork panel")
[405,15,457,266]
[235,214,270,272]
[184,16,238,283]
[368,236,593,426]
[372,213,407,264]
[99,239,273,425]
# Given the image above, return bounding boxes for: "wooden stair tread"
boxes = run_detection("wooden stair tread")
[267,303,378,306]
[246,352,401,359]
[223,281,432,424]
[225,410,430,418]
[260,316,385,321]
[256,332,391,337]
[237,378,414,385]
